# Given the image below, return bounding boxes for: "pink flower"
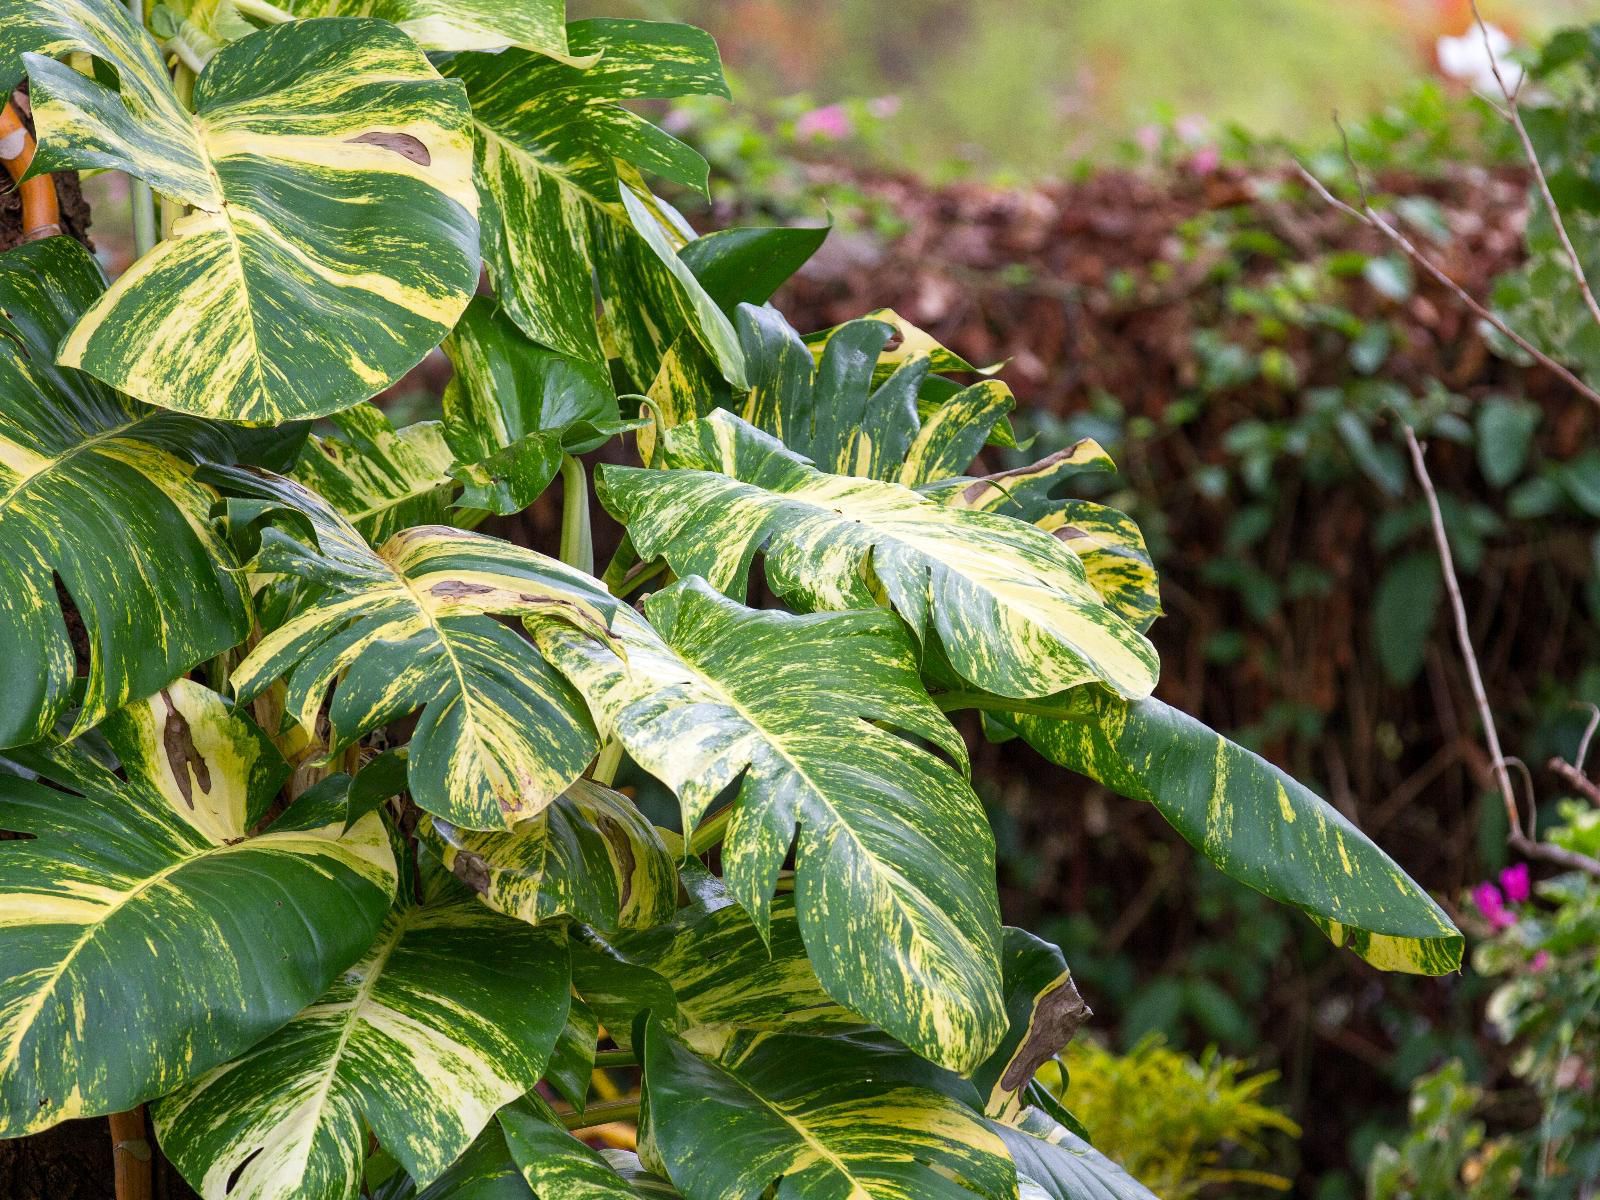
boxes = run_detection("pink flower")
[1134,124,1162,154]
[1500,863,1531,904]
[866,95,901,120]
[1530,950,1552,972]
[1472,882,1517,930]
[1187,145,1221,175]
[795,104,852,142]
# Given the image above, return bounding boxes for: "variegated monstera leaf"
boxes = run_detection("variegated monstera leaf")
[597,410,1160,701]
[222,470,616,830]
[154,881,571,1200]
[2,0,480,420]
[421,777,677,932]
[444,18,744,389]
[643,1020,1018,1200]
[0,236,256,748]
[647,302,1018,487]
[0,679,397,1137]
[290,404,458,544]
[996,689,1465,974]
[535,578,1006,1073]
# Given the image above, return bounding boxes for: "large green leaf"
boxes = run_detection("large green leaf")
[992,1108,1157,1200]
[278,0,586,57]
[643,1022,1017,1200]
[940,443,1161,631]
[155,888,569,1200]
[596,411,1159,702]
[1000,692,1464,974]
[0,236,254,748]
[223,470,615,830]
[500,1097,680,1198]
[291,405,458,544]
[0,679,396,1136]
[422,777,676,931]
[535,578,1005,1073]
[441,298,628,514]
[444,19,743,387]
[6,2,479,420]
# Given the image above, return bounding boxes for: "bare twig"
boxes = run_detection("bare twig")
[1404,428,1600,879]
[1294,161,1600,411]
[1547,757,1600,808]
[1473,1,1600,333]
[1573,702,1600,773]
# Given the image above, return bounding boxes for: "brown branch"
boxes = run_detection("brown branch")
[109,1107,153,1200]
[0,99,61,241]
[1404,427,1600,879]
[1472,1,1600,334]
[1294,161,1600,412]
[1547,757,1600,807]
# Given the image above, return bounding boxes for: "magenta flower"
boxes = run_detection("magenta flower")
[795,104,852,142]
[1530,950,1552,972]
[1500,863,1531,904]
[1471,882,1517,930]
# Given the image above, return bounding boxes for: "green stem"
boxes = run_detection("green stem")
[590,740,624,787]
[126,0,158,257]
[560,1099,639,1131]
[233,0,297,22]
[931,690,1088,722]
[558,454,594,575]
[687,804,732,856]
[592,1049,636,1069]
[610,558,667,600]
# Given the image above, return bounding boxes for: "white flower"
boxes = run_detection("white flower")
[1437,23,1524,96]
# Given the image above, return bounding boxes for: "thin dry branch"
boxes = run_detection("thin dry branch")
[1472,1,1600,333]
[1294,161,1600,411]
[1404,427,1600,879]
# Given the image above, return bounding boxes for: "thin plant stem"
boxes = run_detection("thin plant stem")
[126,0,158,256]
[591,740,624,787]
[234,0,297,23]
[593,1048,637,1069]
[559,453,594,576]
[560,1099,639,1132]
[108,1106,153,1200]
[687,804,732,856]
[932,690,1090,722]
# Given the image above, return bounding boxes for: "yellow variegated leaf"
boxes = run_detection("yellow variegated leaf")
[290,404,458,544]
[0,679,396,1137]
[422,777,676,932]
[596,410,1159,701]
[5,1,480,420]
[223,469,616,830]
[535,579,1005,1073]
[155,891,570,1200]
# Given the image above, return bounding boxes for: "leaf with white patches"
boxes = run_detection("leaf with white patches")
[444,19,744,387]
[535,578,1005,1073]
[291,405,458,544]
[222,469,616,830]
[154,890,570,1200]
[0,236,257,748]
[441,298,631,515]
[6,2,480,420]
[643,1021,1018,1200]
[596,410,1159,702]
[500,1096,678,1198]
[0,679,397,1137]
[970,929,1089,1123]
[940,445,1160,631]
[279,0,587,58]
[422,777,676,932]
[997,691,1464,975]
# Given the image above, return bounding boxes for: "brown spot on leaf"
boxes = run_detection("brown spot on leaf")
[430,580,495,599]
[998,974,1090,1094]
[596,812,635,910]
[346,131,430,166]
[159,689,211,809]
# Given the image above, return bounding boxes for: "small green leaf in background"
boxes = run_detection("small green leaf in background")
[1475,396,1542,488]
[1373,551,1444,686]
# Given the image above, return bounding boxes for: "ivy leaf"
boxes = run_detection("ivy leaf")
[155,890,569,1200]
[222,470,615,830]
[0,679,396,1137]
[643,1021,1018,1200]
[1475,396,1541,488]
[596,410,1159,702]
[444,19,743,387]
[536,579,1006,1073]
[291,405,458,544]
[6,2,480,420]
[441,298,632,515]
[1373,552,1442,687]
[0,236,256,747]
[998,692,1464,975]
[421,778,676,932]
